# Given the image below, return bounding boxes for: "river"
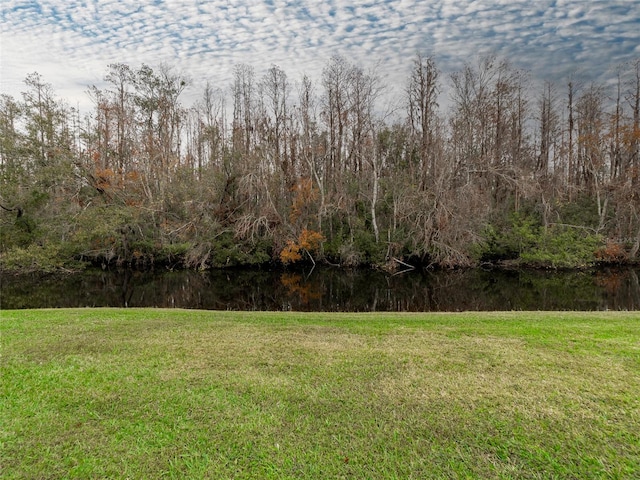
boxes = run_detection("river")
[2,266,639,311]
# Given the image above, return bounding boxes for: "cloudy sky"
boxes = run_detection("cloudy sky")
[1,0,639,113]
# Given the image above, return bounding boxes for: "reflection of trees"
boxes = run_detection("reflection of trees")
[1,267,639,311]
[198,269,279,310]
[280,272,322,308]
[631,271,640,310]
[596,268,640,311]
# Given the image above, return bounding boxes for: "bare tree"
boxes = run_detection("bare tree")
[132,63,189,199]
[231,64,255,156]
[628,59,640,186]
[321,55,352,176]
[260,64,290,178]
[297,74,326,229]
[537,81,560,175]
[407,54,440,189]
[196,82,226,175]
[104,64,135,178]
[22,73,60,167]
[0,94,21,171]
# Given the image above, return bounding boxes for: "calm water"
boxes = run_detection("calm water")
[2,266,639,311]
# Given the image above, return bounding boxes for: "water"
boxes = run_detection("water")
[2,266,639,311]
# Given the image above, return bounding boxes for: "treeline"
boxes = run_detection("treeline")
[1,54,639,272]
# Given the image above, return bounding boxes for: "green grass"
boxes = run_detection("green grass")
[1,309,639,479]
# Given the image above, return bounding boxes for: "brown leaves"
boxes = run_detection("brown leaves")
[289,177,318,224]
[279,228,325,265]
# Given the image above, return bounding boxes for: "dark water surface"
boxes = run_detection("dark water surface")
[2,266,639,311]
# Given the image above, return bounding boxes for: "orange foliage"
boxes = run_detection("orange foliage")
[90,165,145,202]
[95,167,115,191]
[279,228,325,264]
[595,240,628,263]
[279,240,303,264]
[290,177,318,223]
[125,170,141,182]
[620,124,640,145]
[298,228,324,251]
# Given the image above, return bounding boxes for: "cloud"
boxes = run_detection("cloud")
[1,0,638,113]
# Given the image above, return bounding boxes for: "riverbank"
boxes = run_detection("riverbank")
[1,220,639,275]
[1,244,638,277]
[3,309,639,478]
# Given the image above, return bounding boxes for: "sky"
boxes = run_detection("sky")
[1,0,639,114]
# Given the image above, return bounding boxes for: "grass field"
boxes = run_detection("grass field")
[2,309,639,479]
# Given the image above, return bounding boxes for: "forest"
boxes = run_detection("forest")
[1,54,639,273]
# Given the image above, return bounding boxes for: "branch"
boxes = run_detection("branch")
[303,248,316,266]
[547,223,598,234]
[0,203,23,217]
[391,257,415,270]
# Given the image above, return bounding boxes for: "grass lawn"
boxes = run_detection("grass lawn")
[1,309,639,479]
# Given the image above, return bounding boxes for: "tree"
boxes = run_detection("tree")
[321,55,352,176]
[0,94,23,177]
[407,54,440,189]
[133,63,189,199]
[260,64,290,179]
[5,56,640,271]
[628,59,640,186]
[104,63,135,178]
[296,74,326,230]
[189,81,226,177]
[537,81,560,175]
[22,73,60,166]
[231,64,256,156]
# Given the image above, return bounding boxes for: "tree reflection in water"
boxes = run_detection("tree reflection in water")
[2,266,639,311]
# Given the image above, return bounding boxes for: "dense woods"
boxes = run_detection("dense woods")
[1,55,640,272]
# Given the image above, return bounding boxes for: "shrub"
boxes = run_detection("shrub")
[280,229,324,265]
[207,231,272,268]
[478,211,540,263]
[478,211,603,268]
[0,242,86,273]
[520,227,602,268]
[595,240,628,264]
